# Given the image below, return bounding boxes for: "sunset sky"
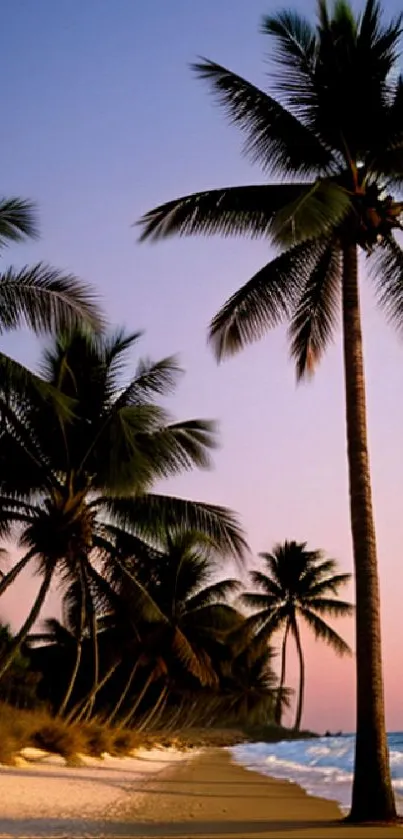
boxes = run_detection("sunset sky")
[1,0,403,733]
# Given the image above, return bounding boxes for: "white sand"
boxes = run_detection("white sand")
[0,746,196,837]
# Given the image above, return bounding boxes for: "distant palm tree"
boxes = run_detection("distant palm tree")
[137,0,402,821]
[0,329,247,680]
[0,197,102,398]
[242,541,352,730]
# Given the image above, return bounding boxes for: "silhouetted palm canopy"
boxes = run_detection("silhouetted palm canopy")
[104,529,242,687]
[138,1,403,371]
[0,329,247,674]
[0,198,102,397]
[242,541,352,650]
[242,540,352,730]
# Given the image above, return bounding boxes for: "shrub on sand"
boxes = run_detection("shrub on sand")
[30,720,85,760]
[109,728,141,756]
[80,721,115,758]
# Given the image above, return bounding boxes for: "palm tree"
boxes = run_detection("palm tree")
[137,0,402,821]
[242,541,352,731]
[0,329,246,681]
[0,197,102,397]
[103,529,242,726]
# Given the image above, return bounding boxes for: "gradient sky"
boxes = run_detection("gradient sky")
[1,0,403,733]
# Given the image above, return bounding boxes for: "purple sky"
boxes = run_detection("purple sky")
[1,0,403,732]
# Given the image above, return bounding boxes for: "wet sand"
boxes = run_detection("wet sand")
[123,749,403,839]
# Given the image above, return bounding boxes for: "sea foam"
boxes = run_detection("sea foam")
[231,733,403,814]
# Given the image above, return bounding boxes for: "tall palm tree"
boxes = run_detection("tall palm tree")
[137,0,402,821]
[0,197,102,395]
[0,329,247,679]
[242,541,352,731]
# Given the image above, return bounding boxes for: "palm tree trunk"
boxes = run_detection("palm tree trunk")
[120,670,155,728]
[58,565,86,717]
[342,243,395,822]
[82,576,99,721]
[58,641,83,717]
[275,620,290,725]
[137,685,168,733]
[165,701,184,732]
[106,659,140,725]
[0,567,53,679]
[292,619,304,732]
[0,549,35,598]
[69,661,120,724]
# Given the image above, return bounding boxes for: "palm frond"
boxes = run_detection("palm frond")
[208,238,321,360]
[185,602,242,629]
[0,351,75,424]
[369,139,403,184]
[185,579,242,612]
[250,568,283,598]
[93,415,218,495]
[0,264,103,335]
[261,11,318,120]
[115,356,182,406]
[139,419,217,474]
[102,330,146,396]
[103,494,248,561]
[191,58,334,176]
[138,183,320,243]
[306,572,352,596]
[105,552,167,625]
[390,74,403,134]
[240,591,280,611]
[289,239,341,379]
[358,0,402,77]
[238,604,285,634]
[300,607,352,655]
[0,198,38,247]
[370,235,403,332]
[305,597,354,616]
[87,403,173,494]
[171,628,217,687]
[269,181,350,247]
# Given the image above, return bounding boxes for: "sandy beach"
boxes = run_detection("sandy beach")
[0,746,193,838]
[0,747,402,838]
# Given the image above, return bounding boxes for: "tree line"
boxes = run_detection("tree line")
[0,245,351,733]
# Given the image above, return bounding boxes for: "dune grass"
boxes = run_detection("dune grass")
[0,703,314,766]
[0,704,143,764]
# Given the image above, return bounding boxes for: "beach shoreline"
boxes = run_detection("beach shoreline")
[121,749,403,838]
[0,746,402,837]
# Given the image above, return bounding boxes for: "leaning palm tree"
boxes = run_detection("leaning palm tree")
[0,197,102,397]
[103,528,242,725]
[0,329,246,682]
[28,578,108,717]
[137,0,402,821]
[242,541,352,731]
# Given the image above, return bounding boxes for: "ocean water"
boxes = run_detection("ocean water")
[231,733,403,814]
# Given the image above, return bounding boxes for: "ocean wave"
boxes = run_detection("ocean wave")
[231,733,403,814]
